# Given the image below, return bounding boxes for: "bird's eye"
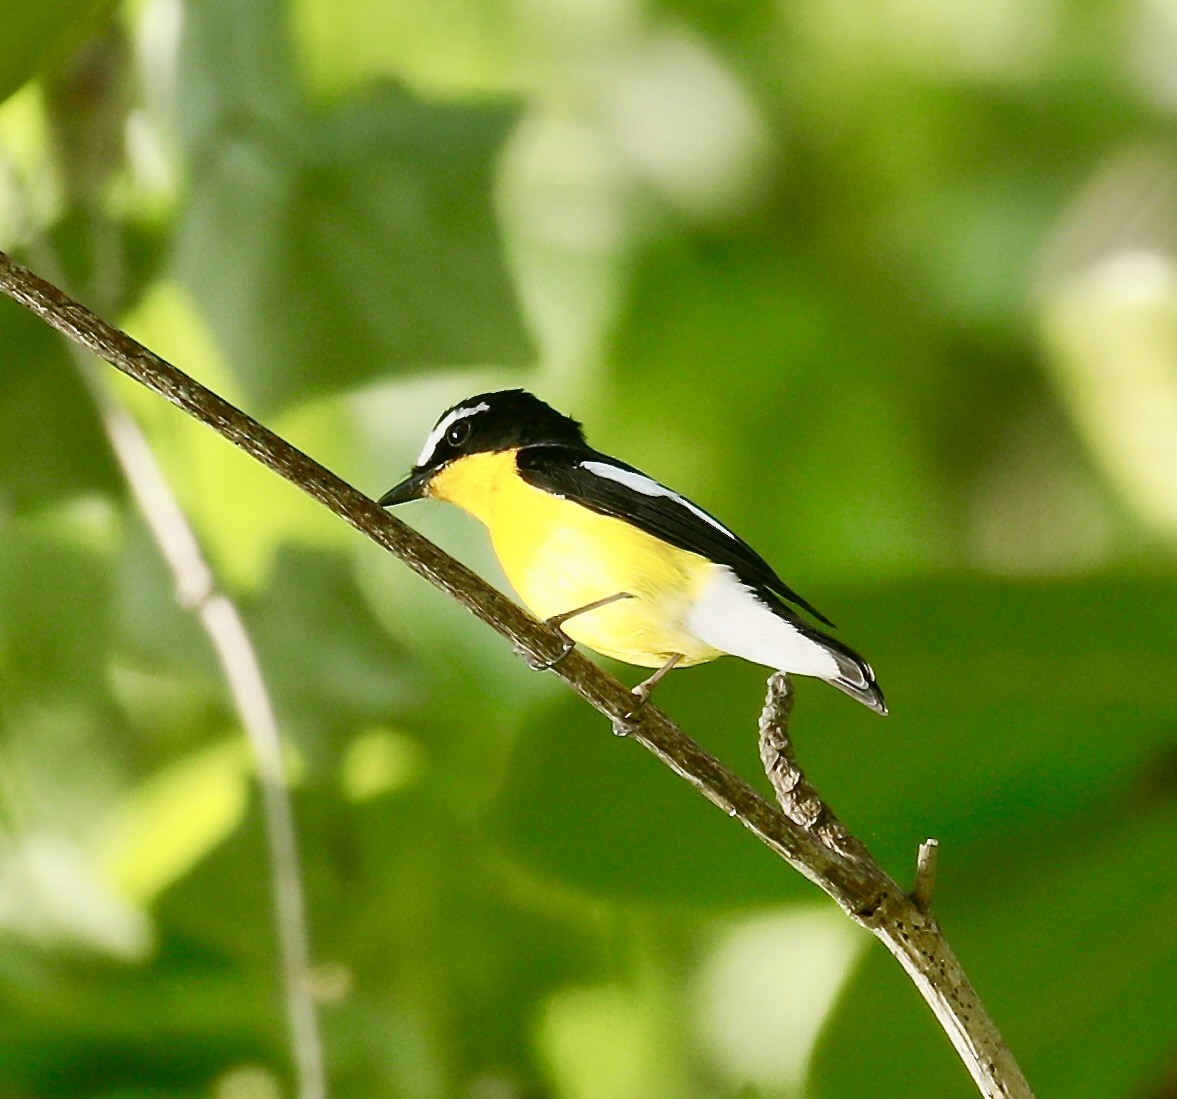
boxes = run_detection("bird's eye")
[446,420,472,447]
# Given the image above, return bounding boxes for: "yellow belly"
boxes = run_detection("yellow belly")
[428,451,723,668]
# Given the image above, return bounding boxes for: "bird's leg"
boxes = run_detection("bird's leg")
[617,653,683,728]
[527,591,634,671]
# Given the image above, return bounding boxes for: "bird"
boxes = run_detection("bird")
[379,389,886,715]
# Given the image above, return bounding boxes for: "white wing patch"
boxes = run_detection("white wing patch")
[579,460,737,540]
[688,566,840,678]
[416,401,490,467]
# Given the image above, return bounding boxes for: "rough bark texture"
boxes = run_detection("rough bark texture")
[759,675,1029,1097]
[0,249,1034,1099]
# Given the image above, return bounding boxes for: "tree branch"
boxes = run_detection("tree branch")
[0,249,1034,1099]
[758,675,1028,1096]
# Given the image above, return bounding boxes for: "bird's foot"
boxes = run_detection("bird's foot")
[524,630,576,671]
[523,592,634,673]
[614,653,684,732]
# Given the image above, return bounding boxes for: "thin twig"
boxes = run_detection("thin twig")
[0,249,1033,1099]
[913,838,940,913]
[4,218,326,1098]
[77,322,327,1099]
[757,673,871,861]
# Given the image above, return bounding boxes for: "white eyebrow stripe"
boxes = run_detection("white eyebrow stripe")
[416,402,490,466]
[579,460,736,539]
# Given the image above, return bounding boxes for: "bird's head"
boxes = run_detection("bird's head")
[378,389,585,506]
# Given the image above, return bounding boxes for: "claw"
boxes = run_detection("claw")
[613,653,683,729]
[528,635,575,671]
[523,592,633,674]
[620,685,652,724]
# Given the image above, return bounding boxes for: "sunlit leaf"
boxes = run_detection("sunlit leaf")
[97,739,252,905]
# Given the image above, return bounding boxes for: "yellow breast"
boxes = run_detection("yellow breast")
[427,450,723,668]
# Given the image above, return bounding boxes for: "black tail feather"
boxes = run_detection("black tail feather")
[753,586,887,715]
[799,624,887,715]
[826,649,887,714]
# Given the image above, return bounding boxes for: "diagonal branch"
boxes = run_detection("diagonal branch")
[0,249,1033,1099]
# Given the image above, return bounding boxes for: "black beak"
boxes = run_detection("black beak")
[378,469,431,507]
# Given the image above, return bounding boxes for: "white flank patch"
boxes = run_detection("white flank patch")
[580,460,735,538]
[416,402,490,467]
[687,566,839,678]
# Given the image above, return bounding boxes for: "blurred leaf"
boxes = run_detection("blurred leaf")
[795,576,1177,873]
[293,0,517,99]
[45,209,170,318]
[243,547,419,759]
[340,728,423,802]
[536,982,688,1099]
[0,520,115,699]
[174,0,531,409]
[604,234,951,578]
[116,279,348,589]
[812,800,1177,1099]
[650,0,776,43]
[0,833,148,956]
[0,296,119,509]
[97,739,251,905]
[0,944,275,1097]
[490,576,1177,907]
[489,681,796,905]
[0,0,113,105]
[112,515,221,690]
[326,788,598,1096]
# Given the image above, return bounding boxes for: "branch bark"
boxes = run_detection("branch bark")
[0,249,1034,1099]
[758,675,1028,1096]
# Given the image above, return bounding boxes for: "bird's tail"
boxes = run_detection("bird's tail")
[799,625,888,715]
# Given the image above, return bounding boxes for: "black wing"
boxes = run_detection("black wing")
[515,445,835,628]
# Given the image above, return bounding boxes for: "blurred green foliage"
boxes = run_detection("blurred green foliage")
[2,0,1176,1096]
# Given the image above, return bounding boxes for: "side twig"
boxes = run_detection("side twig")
[86,365,327,1099]
[758,673,871,861]
[0,249,1033,1099]
[758,675,1027,1098]
[913,838,941,914]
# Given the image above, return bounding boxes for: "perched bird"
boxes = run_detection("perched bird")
[379,390,886,715]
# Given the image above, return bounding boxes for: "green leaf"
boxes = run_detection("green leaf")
[812,801,1177,1099]
[97,739,252,905]
[0,0,113,105]
[0,295,119,508]
[604,236,951,579]
[174,0,532,409]
[242,548,419,759]
[488,664,807,906]
[489,577,1177,908]
[0,522,115,699]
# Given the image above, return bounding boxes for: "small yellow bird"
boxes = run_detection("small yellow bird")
[380,390,886,715]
